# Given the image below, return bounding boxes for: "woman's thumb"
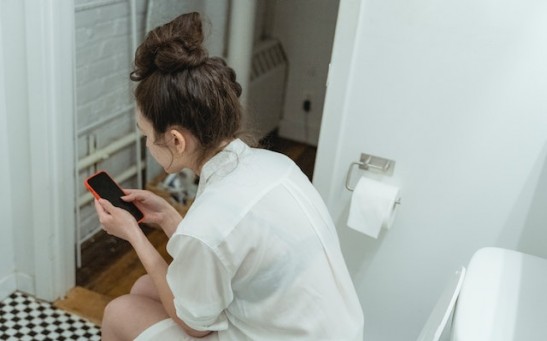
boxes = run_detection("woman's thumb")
[98,198,115,211]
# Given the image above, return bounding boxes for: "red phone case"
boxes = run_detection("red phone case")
[84,170,115,201]
[84,170,144,223]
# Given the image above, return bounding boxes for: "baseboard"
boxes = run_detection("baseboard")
[16,272,35,295]
[0,272,36,301]
[0,273,17,301]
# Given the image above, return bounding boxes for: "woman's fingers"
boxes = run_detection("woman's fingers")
[94,198,108,215]
[94,199,113,228]
[121,189,148,202]
[98,198,115,211]
[94,198,140,241]
[95,199,112,220]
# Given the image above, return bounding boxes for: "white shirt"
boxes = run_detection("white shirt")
[166,139,364,340]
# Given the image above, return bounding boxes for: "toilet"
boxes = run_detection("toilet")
[451,247,547,340]
[418,247,547,341]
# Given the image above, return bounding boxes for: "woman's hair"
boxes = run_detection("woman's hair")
[130,12,252,164]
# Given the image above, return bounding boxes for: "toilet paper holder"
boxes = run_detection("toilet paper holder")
[345,153,396,191]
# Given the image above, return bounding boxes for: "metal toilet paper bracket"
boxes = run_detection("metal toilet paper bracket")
[345,153,396,191]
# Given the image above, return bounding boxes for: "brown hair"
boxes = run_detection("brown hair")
[130,12,250,164]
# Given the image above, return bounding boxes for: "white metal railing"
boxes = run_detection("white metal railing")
[75,118,144,267]
[77,131,139,170]
[77,134,142,202]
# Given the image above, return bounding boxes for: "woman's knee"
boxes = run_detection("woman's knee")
[103,295,133,323]
[102,295,134,340]
[130,274,157,298]
[102,294,169,341]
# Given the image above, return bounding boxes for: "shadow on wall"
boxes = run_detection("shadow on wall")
[335,203,383,279]
[497,142,547,259]
[517,143,547,258]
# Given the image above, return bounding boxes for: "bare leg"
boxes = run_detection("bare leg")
[130,274,160,299]
[101,294,170,341]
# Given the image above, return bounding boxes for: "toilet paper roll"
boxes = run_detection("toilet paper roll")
[347,176,400,238]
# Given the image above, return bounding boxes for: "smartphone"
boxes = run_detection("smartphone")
[84,170,144,223]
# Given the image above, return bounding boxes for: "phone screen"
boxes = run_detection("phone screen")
[85,171,144,222]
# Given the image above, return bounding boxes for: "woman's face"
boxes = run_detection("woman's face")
[136,111,178,173]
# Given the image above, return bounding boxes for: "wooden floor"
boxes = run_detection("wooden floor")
[55,134,317,324]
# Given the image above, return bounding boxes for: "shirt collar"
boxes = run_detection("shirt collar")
[196,139,247,197]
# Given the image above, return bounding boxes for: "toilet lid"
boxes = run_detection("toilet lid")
[452,247,547,341]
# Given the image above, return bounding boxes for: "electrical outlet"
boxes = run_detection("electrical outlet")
[303,92,312,113]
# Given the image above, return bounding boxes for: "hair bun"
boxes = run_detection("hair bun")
[131,12,208,80]
[154,36,207,71]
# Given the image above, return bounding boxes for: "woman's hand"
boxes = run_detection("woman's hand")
[94,199,142,242]
[121,189,182,237]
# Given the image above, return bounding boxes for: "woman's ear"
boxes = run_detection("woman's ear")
[168,128,186,155]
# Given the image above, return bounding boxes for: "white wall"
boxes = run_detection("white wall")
[0,96,16,301]
[0,2,16,300]
[314,0,547,339]
[272,0,339,145]
[0,0,35,299]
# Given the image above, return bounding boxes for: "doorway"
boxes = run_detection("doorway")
[66,0,339,321]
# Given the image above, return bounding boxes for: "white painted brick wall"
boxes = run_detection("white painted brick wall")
[74,0,147,241]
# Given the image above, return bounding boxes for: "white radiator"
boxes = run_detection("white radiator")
[247,39,288,139]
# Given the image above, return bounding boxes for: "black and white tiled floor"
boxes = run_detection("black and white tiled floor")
[0,291,100,341]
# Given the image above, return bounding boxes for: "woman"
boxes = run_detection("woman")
[95,12,364,341]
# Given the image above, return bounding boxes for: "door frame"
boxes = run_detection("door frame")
[24,0,76,301]
[313,0,363,207]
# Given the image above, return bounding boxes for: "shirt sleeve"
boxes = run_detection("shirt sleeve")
[166,234,234,332]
